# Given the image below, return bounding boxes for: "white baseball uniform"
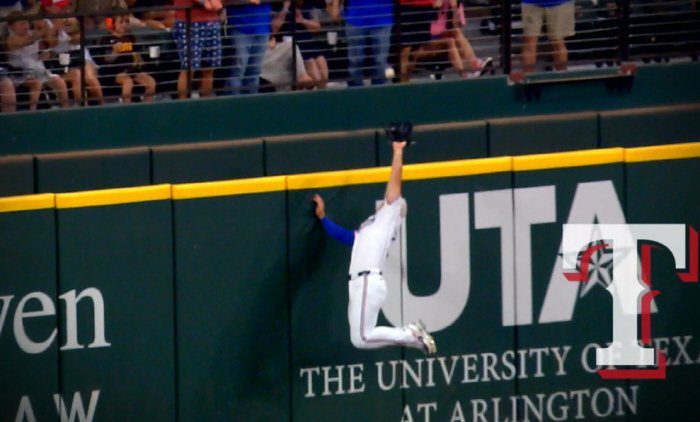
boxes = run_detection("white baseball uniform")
[347,196,421,350]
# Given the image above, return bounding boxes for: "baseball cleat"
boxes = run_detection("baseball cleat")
[407,320,437,355]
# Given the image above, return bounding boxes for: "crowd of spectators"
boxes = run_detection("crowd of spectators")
[2,0,695,112]
[0,0,495,111]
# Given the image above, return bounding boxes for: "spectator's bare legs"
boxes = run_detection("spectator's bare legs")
[134,72,156,102]
[23,79,42,111]
[521,35,538,73]
[400,46,413,82]
[412,38,467,77]
[116,73,134,104]
[550,38,568,71]
[177,70,189,99]
[63,69,83,106]
[85,63,104,105]
[45,77,70,108]
[447,29,479,71]
[199,68,214,97]
[315,56,328,88]
[0,78,16,113]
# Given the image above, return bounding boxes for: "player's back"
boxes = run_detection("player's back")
[348,198,403,274]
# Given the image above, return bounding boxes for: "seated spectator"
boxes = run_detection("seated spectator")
[405,0,492,79]
[224,0,271,95]
[0,66,17,112]
[4,11,70,110]
[36,15,105,105]
[125,0,176,30]
[259,36,313,91]
[272,0,327,89]
[401,0,493,82]
[98,13,156,103]
[398,0,439,81]
[172,0,222,99]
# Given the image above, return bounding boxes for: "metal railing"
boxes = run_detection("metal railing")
[0,0,697,112]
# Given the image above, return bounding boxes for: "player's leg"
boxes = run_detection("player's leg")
[348,275,418,349]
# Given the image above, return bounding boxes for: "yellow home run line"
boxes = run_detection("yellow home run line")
[1,142,698,211]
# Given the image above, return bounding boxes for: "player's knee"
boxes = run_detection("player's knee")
[350,331,370,349]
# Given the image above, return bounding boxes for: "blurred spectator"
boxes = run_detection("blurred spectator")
[4,11,70,109]
[224,0,270,95]
[172,0,222,99]
[72,0,147,30]
[0,0,25,33]
[327,0,393,86]
[407,0,492,78]
[98,13,156,102]
[272,0,327,88]
[398,0,439,81]
[0,66,17,112]
[520,0,575,72]
[259,35,313,91]
[37,15,105,105]
[126,0,176,29]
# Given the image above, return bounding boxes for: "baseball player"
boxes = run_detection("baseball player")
[313,141,437,355]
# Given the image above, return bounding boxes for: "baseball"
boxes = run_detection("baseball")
[385,67,395,79]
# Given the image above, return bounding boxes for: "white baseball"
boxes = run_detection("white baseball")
[385,67,395,79]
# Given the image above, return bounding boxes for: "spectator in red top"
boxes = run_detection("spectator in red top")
[172,0,222,99]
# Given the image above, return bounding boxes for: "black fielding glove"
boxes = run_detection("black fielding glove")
[383,121,414,146]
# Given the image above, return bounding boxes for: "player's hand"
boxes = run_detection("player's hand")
[313,194,325,219]
[392,141,407,151]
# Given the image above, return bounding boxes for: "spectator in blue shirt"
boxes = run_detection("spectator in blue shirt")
[327,0,393,86]
[520,0,575,72]
[225,0,272,94]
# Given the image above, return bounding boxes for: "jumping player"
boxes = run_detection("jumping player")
[312,140,437,355]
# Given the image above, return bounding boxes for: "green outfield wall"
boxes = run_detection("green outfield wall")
[1,62,700,156]
[0,142,699,422]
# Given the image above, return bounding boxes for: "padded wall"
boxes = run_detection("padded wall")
[151,139,264,184]
[55,186,175,421]
[35,147,151,194]
[264,130,377,176]
[600,104,700,147]
[0,155,34,197]
[0,195,58,422]
[172,180,290,421]
[489,112,599,156]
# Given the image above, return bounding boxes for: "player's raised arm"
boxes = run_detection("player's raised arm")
[313,194,355,246]
[385,141,407,204]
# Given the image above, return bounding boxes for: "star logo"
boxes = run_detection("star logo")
[560,224,634,297]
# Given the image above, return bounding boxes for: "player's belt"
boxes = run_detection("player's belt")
[349,269,382,280]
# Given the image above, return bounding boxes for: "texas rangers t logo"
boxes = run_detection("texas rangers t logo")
[562,224,698,379]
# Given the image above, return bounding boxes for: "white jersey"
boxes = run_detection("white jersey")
[348,197,403,275]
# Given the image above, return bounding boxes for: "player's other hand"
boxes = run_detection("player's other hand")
[393,141,407,151]
[312,194,325,219]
